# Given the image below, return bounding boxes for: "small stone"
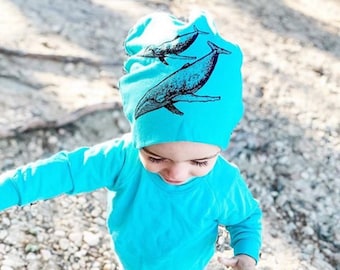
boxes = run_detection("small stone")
[59,238,70,250]
[54,230,66,237]
[103,263,114,270]
[302,226,314,236]
[2,253,25,268]
[40,249,52,261]
[0,230,8,240]
[25,243,40,254]
[90,207,102,218]
[83,231,101,246]
[69,232,83,246]
[1,266,14,270]
[47,136,58,147]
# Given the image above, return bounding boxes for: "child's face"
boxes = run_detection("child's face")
[139,141,220,185]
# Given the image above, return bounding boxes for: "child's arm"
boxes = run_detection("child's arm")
[219,205,261,270]
[221,204,262,269]
[217,164,262,268]
[226,205,262,264]
[0,139,126,211]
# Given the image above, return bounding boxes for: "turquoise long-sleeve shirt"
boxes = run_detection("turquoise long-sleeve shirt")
[0,134,262,269]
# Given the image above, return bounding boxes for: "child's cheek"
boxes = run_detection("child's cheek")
[143,164,159,173]
[140,158,161,174]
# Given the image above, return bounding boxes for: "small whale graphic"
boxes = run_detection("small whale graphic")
[134,41,231,119]
[139,25,209,65]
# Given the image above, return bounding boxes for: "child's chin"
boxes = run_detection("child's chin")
[162,177,195,185]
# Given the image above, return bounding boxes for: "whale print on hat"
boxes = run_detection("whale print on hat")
[138,25,208,65]
[119,11,244,150]
[134,40,231,119]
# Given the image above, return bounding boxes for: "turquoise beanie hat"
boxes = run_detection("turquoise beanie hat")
[119,11,244,150]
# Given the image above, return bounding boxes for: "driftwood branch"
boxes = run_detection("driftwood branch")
[0,46,119,67]
[0,102,123,139]
[0,72,50,89]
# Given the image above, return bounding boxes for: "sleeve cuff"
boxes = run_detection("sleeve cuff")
[0,171,20,210]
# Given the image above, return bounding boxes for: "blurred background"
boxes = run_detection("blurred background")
[0,0,339,269]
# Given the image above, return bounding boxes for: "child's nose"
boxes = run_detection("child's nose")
[165,163,190,181]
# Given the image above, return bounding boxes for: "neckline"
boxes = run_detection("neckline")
[149,171,203,193]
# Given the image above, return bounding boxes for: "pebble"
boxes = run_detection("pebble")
[69,232,83,246]
[1,267,14,270]
[2,254,25,268]
[58,238,70,250]
[83,231,101,247]
[40,249,52,261]
[302,226,314,236]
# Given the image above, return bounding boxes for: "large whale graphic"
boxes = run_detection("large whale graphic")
[134,41,231,119]
[139,26,209,65]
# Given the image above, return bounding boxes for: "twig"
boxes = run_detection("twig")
[0,101,123,139]
[0,73,49,89]
[0,46,119,67]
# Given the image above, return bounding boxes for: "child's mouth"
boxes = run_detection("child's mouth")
[163,178,184,185]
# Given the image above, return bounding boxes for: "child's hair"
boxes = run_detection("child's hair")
[119,11,244,150]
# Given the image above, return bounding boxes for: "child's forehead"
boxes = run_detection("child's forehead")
[142,141,220,161]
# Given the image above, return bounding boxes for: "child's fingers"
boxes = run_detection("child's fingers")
[218,256,238,267]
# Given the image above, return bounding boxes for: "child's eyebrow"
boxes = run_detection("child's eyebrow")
[141,148,163,157]
[141,148,220,161]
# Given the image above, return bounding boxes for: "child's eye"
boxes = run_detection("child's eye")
[192,160,209,167]
[148,157,164,163]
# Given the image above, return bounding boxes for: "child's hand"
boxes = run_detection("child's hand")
[218,254,256,270]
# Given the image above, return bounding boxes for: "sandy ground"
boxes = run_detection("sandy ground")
[0,0,339,269]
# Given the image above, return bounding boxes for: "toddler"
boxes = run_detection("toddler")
[0,11,262,270]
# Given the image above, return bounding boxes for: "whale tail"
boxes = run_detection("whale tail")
[192,25,210,36]
[207,41,231,55]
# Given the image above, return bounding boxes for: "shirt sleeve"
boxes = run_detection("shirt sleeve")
[218,165,262,263]
[0,137,128,211]
[226,202,262,263]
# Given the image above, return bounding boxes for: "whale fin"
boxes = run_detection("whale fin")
[165,103,184,115]
[159,56,169,65]
[173,94,221,103]
[165,54,197,61]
